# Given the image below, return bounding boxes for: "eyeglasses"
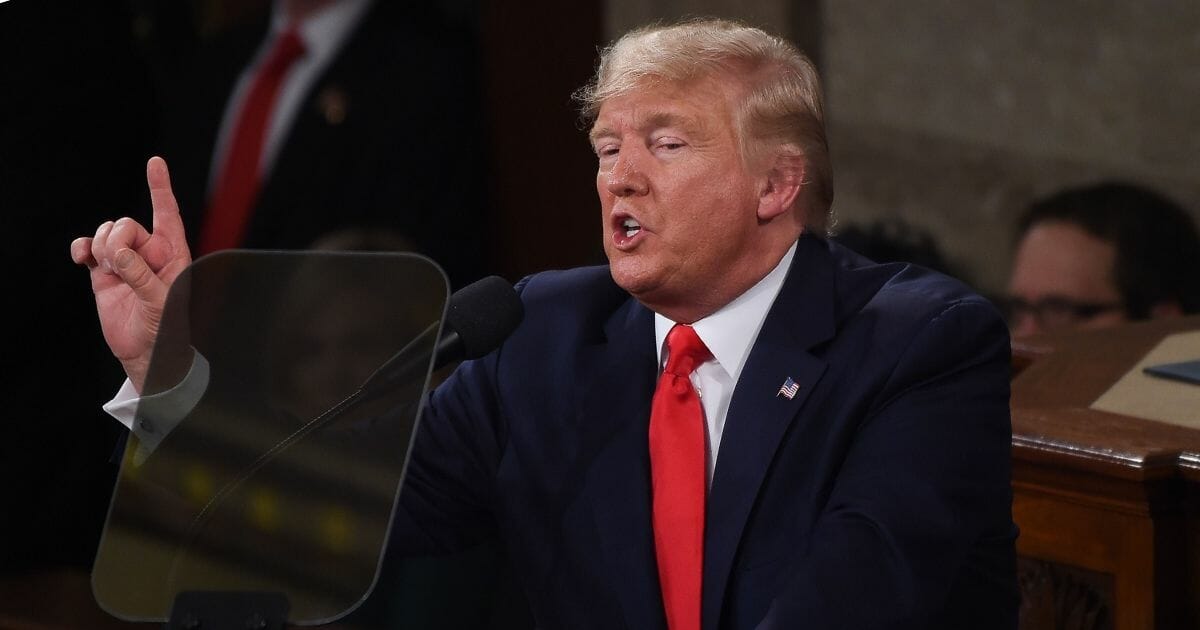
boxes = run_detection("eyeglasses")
[1002,296,1124,331]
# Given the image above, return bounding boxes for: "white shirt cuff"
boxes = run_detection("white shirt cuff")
[102,351,211,463]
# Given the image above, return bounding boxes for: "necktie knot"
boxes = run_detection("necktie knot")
[663,324,712,377]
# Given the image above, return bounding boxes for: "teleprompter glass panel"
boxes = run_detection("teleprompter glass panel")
[92,250,449,624]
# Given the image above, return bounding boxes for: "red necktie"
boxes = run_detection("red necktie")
[199,27,306,255]
[650,324,712,630]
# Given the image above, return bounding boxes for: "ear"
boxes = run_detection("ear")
[756,152,805,222]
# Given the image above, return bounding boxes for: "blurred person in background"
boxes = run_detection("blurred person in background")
[1,1,490,623]
[147,0,490,288]
[1005,181,1200,338]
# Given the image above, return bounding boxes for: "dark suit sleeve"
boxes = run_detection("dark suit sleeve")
[388,278,535,555]
[762,300,1017,629]
[390,354,507,554]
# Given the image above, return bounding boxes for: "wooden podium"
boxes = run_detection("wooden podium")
[1011,316,1200,630]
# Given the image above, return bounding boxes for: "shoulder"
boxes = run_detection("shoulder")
[789,237,1010,394]
[461,265,639,411]
[511,265,632,334]
[824,237,1005,340]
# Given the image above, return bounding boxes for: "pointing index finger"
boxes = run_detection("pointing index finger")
[146,156,187,249]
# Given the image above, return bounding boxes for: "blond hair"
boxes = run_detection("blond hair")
[575,17,833,231]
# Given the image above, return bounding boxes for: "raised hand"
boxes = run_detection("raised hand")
[71,157,193,391]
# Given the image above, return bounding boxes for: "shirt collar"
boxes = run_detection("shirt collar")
[654,240,797,381]
[270,0,371,65]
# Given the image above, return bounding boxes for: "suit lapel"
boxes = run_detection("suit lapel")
[582,298,667,629]
[702,236,837,629]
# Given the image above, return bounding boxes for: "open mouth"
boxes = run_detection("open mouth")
[612,215,643,248]
[621,217,641,238]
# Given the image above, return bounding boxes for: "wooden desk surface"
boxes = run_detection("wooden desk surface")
[1011,315,1200,483]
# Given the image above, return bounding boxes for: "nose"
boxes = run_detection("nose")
[605,146,649,197]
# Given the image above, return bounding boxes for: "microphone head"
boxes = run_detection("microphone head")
[444,275,524,360]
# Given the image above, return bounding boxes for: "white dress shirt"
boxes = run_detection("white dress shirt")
[103,352,210,464]
[654,241,797,485]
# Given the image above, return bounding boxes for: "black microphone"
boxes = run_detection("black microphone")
[433,275,525,370]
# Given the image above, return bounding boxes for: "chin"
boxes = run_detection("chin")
[608,258,659,299]
[611,266,692,320]
[609,268,648,297]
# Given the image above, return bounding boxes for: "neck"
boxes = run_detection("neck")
[650,234,798,324]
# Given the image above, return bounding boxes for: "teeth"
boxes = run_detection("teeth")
[621,218,641,238]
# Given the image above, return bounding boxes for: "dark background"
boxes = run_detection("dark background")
[1,0,602,626]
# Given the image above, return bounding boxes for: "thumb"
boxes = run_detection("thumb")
[114,247,167,307]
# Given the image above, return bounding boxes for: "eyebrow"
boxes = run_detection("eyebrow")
[588,110,703,146]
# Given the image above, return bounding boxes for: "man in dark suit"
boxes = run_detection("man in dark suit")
[154,0,488,288]
[74,17,1017,629]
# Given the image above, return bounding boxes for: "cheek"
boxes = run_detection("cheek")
[680,186,757,245]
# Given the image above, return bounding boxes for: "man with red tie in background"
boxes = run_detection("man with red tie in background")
[75,18,1017,629]
[156,0,488,287]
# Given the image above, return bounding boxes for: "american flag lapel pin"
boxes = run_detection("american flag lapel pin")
[777,376,800,400]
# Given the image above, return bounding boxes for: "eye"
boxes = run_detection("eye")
[653,137,686,153]
[594,142,620,160]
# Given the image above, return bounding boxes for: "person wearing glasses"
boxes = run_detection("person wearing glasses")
[1005,181,1200,338]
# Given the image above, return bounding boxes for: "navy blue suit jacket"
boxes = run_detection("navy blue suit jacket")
[397,234,1018,629]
